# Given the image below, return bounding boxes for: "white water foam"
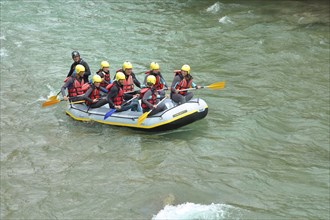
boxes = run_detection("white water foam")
[43,84,60,99]
[14,41,22,47]
[152,202,238,220]
[219,16,233,24]
[206,2,220,14]
[0,48,8,57]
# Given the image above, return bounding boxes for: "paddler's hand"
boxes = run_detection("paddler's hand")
[63,96,69,101]
[92,99,98,103]
[115,105,121,110]
[133,94,140,98]
[152,104,157,109]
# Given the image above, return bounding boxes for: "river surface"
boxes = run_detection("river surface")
[1,1,329,219]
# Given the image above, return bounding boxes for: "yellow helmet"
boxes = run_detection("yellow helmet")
[100,61,110,69]
[122,61,133,71]
[181,64,190,74]
[150,62,160,71]
[146,75,156,85]
[116,72,126,81]
[92,75,102,83]
[75,64,85,74]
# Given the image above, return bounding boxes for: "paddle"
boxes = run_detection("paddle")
[177,81,225,92]
[47,91,61,101]
[103,109,116,120]
[41,99,85,108]
[136,97,167,126]
[103,96,137,120]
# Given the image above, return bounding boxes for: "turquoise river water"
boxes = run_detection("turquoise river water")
[1,1,329,219]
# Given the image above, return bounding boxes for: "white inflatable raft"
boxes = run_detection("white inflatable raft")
[65,98,208,131]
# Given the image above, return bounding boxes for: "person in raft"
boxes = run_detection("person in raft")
[106,72,140,112]
[83,75,109,108]
[61,64,86,102]
[140,75,167,116]
[96,61,111,88]
[114,61,141,93]
[67,50,91,82]
[170,64,201,104]
[143,62,168,99]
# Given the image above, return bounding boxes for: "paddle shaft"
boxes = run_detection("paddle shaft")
[55,91,61,97]
[42,99,85,107]
[137,97,167,125]
[122,96,137,105]
[177,81,225,92]
[63,99,85,104]
[124,87,168,95]
[104,96,138,119]
[177,87,204,92]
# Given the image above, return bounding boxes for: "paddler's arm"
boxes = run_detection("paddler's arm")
[81,59,91,81]
[61,77,74,101]
[100,86,108,93]
[82,87,93,103]
[106,86,118,109]
[131,72,141,88]
[67,63,75,77]
[159,73,168,89]
[170,75,181,94]
[142,89,154,109]
[123,93,134,100]
[191,82,201,89]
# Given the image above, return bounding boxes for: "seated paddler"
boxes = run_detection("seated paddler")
[106,72,140,112]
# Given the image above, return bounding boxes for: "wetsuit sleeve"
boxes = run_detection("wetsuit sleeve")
[124,93,134,100]
[61,77,74,97]
[106,86,119,108]
[143,75,147,87]
[171,75,181,93]
[142,90,154,109]
[67,63,75,77]
[159,73,168,88]
[83,87,93,103]
[81,59,91,82]
[100,86,108,93]
[131,72,141,88]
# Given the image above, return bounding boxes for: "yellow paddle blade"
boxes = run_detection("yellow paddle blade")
[206,81,225,90]
[137,112,150,126]
[48,95,58,101]
[42,99,61,107]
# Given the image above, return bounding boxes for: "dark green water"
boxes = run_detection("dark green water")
[1,1,329,219]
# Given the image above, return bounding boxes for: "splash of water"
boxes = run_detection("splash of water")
[219,16,233,24]
[206,2,220,14]
[152,202,238,220]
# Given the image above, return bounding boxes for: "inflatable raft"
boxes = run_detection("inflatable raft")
[65,98,208,131]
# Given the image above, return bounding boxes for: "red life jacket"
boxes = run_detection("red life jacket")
[64,76,85,97]
[145,71,163,90]
[175,74,192,95]
[140,87,157,110]
[105,83,113,91]
[97,70,111,88]
[85,84,100,105]
[116,69,134,92]
[107,82,124,106]
[82,83,90,92]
